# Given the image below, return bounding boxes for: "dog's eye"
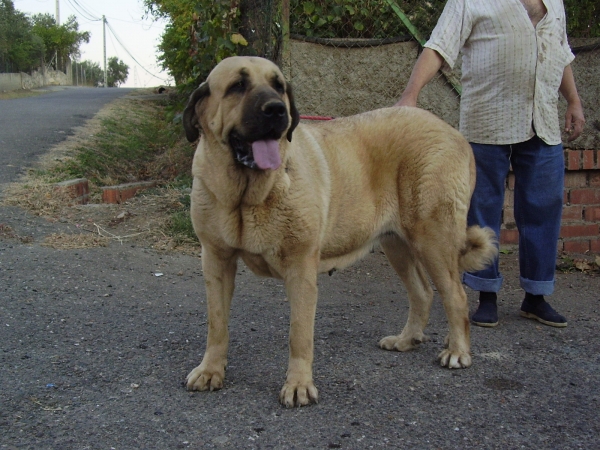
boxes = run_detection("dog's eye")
[227,79,246,95]
[273,80,285,94]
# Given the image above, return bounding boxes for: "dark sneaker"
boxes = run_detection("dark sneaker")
[520,295,567,328]
[472,292,498,327]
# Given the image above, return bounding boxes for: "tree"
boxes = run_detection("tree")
[106,56,129,87]
[0,0,44,72]
[144,0,247,88]
[77,59,104,86]
[565,0,599,37]
[31,13,90,72]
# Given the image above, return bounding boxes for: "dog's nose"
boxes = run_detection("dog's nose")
[262,101,287,118]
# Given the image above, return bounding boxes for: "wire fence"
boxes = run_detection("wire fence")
[240,0,460,125]
[226,1,450,124]
[234,0,598,148]
[278,0,460,124]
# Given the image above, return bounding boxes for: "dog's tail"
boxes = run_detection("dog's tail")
[459,226,498,273]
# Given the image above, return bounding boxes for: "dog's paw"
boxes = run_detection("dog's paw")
[438,349,472,369]
[378,333,430,352]
[186,363,225,391]
[279,379,318,408]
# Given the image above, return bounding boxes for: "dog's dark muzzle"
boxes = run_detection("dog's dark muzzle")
[229,92,289,170]
[261,99,287,122]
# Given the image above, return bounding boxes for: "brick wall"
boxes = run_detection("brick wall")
[501,149,600,254]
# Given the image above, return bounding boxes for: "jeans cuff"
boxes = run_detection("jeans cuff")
[520,277,555,296]
[463,272,503,293]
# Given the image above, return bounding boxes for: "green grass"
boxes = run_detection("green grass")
[15,94,200,246]
[168,208,197,244]
[50,99,193,186]
[0,89,47,101]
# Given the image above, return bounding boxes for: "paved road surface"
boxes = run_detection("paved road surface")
[0,86,133,183]
[1,90,599,449]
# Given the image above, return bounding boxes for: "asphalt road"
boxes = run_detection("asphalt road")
[0,86,133,183]
[1,90,600,449]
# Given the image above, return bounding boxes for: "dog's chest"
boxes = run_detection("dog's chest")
[210,202,287,253]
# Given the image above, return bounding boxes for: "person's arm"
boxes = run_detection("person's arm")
[394,48,445,107]
[559,64,585,141]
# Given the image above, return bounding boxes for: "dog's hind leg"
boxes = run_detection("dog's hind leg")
[186,245,237,392]
[378,234,433,352]
[415,232,472,369]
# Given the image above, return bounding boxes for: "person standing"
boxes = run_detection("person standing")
[395,0,585,327]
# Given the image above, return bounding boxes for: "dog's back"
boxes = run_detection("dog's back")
[288,106,480,273]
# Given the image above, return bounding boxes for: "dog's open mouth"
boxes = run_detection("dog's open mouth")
[229,132,282,171]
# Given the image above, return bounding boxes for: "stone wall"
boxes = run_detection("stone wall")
[0,69,70,91]
[288,37,600,253]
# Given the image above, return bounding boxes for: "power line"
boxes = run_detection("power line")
[104,19,169,83]
[49,0,170,85]
[65,0,100,22]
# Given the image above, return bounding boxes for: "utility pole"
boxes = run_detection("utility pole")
[102,16,107,88]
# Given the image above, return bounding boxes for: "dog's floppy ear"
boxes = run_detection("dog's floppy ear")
[183,82,210,143]
[286,83,300,142]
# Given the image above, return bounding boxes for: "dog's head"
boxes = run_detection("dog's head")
[183,56,300,171]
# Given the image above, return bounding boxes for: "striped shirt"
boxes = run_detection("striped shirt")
[426,0,574,145]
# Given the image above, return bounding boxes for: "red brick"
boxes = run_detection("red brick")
[560,224,600,239]
[500,228,519,245]
[570,188,600,205]
[562,205,583,222]
[101,181,157,204]
[584,206,600,222]
[54,178,89,205]
[564,172,588,188]
[563,239,590,253]
[567,150,580,170]
[583,150,595,170]
[590,172,600,187]
[590,238,600,254]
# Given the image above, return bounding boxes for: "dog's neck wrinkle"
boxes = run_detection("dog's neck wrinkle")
[240,169,281,206]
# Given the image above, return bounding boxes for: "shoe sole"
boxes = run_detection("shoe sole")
[520,311,567,328]
[472,320,498,328]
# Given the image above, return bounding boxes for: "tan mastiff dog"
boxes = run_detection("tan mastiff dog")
[183,56,497,407]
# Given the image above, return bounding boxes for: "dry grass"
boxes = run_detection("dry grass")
[0,224,34,244]
[1,91,200,253]
[0,89,46,101]
[42,233,110,249]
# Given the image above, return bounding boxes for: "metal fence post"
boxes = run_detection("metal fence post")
[281,0,291,80]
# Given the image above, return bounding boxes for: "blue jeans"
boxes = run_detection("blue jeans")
[463,136,564,296]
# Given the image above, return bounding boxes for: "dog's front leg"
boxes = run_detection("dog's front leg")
[279,257,319,407]
[186,245,237,392]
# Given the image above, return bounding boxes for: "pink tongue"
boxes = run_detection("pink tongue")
[251,140,281,170]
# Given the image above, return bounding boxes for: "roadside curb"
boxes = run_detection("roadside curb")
[54,178,89,205]
[101,181,157,204]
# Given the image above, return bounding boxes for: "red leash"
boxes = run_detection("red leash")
[300,115,334,121]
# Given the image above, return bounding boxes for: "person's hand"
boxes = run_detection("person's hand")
[564,100,585,141]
